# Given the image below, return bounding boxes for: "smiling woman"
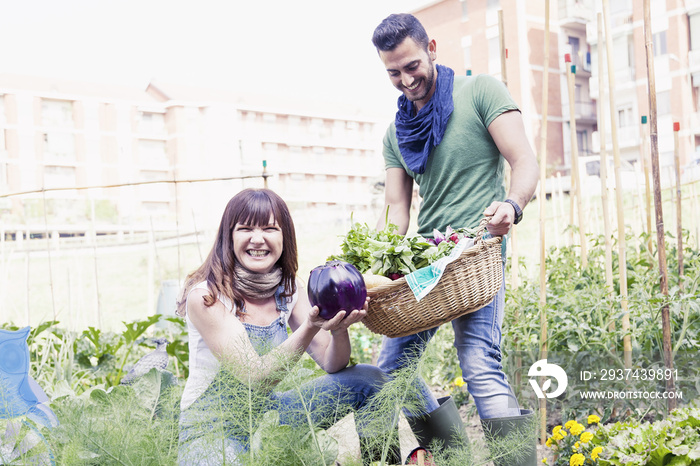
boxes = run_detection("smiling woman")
[174,188,401,465]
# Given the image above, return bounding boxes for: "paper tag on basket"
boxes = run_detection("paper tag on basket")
[405,237,475,302]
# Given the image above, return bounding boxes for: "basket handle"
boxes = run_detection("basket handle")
[473,214,496,244]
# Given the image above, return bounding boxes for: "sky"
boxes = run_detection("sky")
[1,0,430,113]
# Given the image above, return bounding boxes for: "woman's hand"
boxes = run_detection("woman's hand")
[307,297,369,333]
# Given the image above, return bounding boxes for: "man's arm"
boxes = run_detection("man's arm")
[484,110,539,236]
[377,167,413,234]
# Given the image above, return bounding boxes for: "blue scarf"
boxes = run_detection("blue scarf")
[395,64,454,174]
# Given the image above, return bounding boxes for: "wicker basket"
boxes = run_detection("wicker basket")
[364,218,503,338]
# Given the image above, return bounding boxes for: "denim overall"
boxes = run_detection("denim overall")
[178,286,388,465]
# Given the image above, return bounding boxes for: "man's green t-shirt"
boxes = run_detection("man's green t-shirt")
[382,73,519,238]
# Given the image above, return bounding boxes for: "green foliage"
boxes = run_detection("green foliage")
[503,228,700,423]
[47,367,181,465]
[592,402,700,466]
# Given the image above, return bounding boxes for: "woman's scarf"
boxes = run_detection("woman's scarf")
[233,263,283,300]
[395,64,455,174]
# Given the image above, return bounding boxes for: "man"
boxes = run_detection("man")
[371,13,539,465]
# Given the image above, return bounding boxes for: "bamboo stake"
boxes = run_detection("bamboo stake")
[673,123,684,290]
[498,9,519,291]
[641,116,653,251]
[42,189,58,321]
[90,198,102,329]
[642,0,676,411]
[537,0,551,446]
[565,55,588,268]
[596,14,613,294]
[602,0,631,368]
[499,9,508,87]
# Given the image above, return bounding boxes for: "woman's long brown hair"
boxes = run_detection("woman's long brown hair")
[176,188,298,317]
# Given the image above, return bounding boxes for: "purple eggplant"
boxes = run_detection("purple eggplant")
[308,260,367,320]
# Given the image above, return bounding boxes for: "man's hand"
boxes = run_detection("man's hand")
[484,201,515,236]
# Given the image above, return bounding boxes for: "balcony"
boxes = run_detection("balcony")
[558,0,593,27]
[563,100,598,125]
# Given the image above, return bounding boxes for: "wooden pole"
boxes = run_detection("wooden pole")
[602,0,632,368]
[538,0,550,446]
[499,9,508,88]
[498,9,519,291]
[597,13,614,295]
[41,189,58,321]
[673,122,684,290]
[565,55,588,268]
[643,0,675,411]
[641,116,653,251]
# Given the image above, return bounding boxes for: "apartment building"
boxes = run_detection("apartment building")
[413,0,700,180]
[0,74,385,240]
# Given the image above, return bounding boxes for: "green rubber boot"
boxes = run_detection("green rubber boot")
[481,409,537,466]
[406,396,469,459]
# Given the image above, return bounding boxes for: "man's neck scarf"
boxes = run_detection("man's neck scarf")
[395,64,454,174]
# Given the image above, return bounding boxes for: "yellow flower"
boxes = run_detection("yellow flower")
[570,453,585,466]
[565,420,577,429]
[573,441,580,451]
[591,447,603,461]
[588,414,601,425]
[580,432,594,443]
[553,425,563,435]
[570,422,585,436]
[453,376,465,387]
[542,459,548,464]
[546,437,554,447]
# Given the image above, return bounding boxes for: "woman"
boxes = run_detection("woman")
[177,188,399,465]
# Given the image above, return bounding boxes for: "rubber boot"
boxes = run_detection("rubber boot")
[481,409,537,466]
[359,427,402,466]
[406,396,468,461]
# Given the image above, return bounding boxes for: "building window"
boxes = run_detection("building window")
[42,99,74,128]
[44,165,77,187]
[617,105,634,127]
[690,12,700,51]
[653,31,667,56]
[43,132,75,159]
[461,36,472,72]
[139,140,168,166]
[138,112,165,135]
[488,36,500,75]
[486,0,500,24]
[656,91,671,115]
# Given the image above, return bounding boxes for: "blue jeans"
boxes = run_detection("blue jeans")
[377,273,520,420]
[178,364,389,465]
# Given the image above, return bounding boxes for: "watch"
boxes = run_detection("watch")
[504,199,523,224]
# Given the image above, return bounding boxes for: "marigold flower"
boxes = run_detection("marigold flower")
[542,458,548,464]
[552,425,563,435]
[565,420,577,429]
[570,453,585,466]
[591,446,603,460]
[580,432,594,443]
[546,437,554,447]
[588,414,601,424]
[573,441,580,451]
[570,422,585,436]
[453,376,465,387]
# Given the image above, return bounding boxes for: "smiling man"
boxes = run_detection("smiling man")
[371,13,539,465]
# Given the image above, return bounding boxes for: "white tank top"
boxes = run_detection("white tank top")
[179,281,299,410]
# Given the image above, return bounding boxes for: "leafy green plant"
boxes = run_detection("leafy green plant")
[591,402,700,466]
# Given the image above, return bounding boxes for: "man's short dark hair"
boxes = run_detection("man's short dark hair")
[371,13,430,52]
